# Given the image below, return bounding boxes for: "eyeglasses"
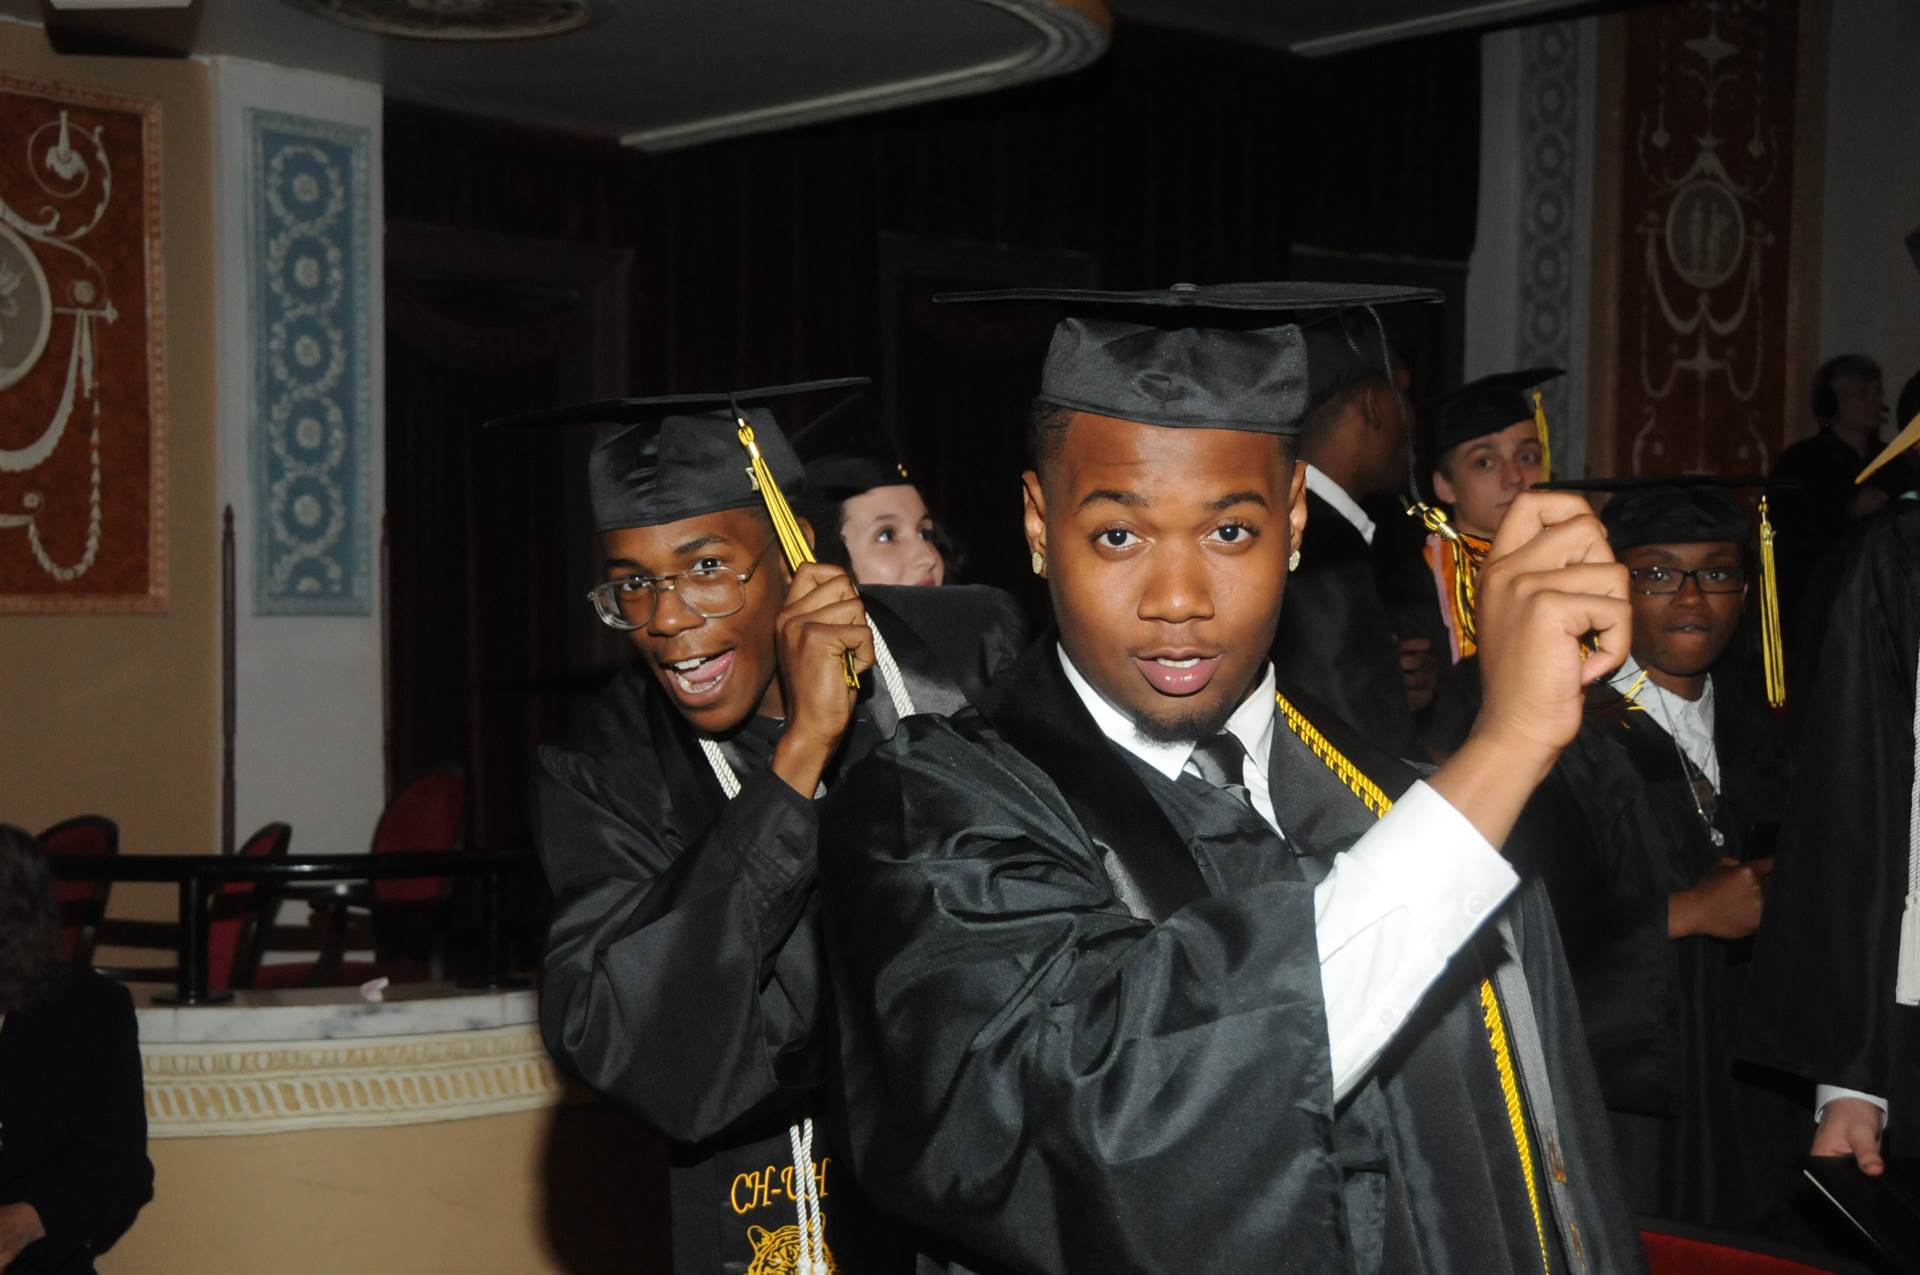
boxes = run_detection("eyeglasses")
[588,539,778,631]
[1627,565,1746,595]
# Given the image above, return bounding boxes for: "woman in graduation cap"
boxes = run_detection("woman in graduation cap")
[501,380,1028,1275]
[1525,477,1800,1232]
[819,284,1645,1275]
[792,391,956,588]
[1414,368,1562,755]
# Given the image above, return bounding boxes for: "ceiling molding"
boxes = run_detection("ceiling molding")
[620,0,1110,152]
[1287,0,1585,57]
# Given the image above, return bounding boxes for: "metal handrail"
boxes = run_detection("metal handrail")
[49,851,540,1006]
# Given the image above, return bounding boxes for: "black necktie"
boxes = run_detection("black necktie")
[1183,733,1253,809]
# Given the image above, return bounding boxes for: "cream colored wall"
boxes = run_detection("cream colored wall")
[0,22,220,891]
[100,1103,667,1275]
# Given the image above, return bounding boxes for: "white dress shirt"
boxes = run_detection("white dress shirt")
[1610,655,1719,791]
[1058,647,1518,1100]
[1304,464,1376,547]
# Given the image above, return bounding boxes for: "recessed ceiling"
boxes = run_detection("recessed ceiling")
[4,0,1111,150]
[1114,0,1593,56]
[5,0,1598,152]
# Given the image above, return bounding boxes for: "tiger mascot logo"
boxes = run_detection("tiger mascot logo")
[744,1222,837,1275]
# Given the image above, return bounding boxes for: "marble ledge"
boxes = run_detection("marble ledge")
[133,982,539,1045]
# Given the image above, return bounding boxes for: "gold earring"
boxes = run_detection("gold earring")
[1288,548,1302,572]
[1031,549,1047,577]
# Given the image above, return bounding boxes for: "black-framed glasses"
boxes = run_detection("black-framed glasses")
[1627,564,1746,595]
[588,538,778,631]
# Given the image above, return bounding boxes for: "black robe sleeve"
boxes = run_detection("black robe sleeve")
[1742,507,1920,1136]
[536,743,827,1143]
[820,715,1349,1274]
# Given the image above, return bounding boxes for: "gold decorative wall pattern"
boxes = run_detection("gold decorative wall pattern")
[0,77,165,611]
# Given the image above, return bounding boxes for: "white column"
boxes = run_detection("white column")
[211,58,385,857]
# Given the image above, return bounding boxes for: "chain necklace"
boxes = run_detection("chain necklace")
[1621,670,1725,849]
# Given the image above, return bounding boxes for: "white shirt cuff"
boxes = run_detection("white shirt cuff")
[1314,780,1519,1100]
[1815,1084,1889,1126]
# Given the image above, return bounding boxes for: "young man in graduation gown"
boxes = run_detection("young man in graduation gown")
[819,284,1646,1275]
[1272,313,1426,754]
[513,381,1028,1274]
[1527,480,1793,1229]
[1742,498,1920,1185]
[1411,369,1562,756]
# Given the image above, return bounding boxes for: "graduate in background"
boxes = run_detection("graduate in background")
[792,390,954,587]
[1742,491,1920,1187]
[821,283,1645,1275]
[502,381,1027,1275]
[1273,313,1425,754]
[1529,478,1796,1231]
[1415,368,1562,755]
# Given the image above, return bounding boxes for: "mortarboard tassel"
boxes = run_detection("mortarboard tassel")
[1409,501,1490,659]
[1532,388,1553,484]
[1757,494,1786,708]
[735,413,860,690]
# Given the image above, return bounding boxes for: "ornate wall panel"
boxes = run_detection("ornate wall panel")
[1516,21,1588,473]
[1607,0,1802,475]
[248,109,372,614]
[0,78,164,611]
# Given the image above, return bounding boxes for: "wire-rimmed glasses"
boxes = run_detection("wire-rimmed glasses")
[588,538,778,631]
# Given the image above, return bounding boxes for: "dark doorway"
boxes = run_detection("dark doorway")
[384,223,632,849]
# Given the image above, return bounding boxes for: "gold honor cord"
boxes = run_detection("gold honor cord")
[1757,495,1786,708]
[736,418,860,689]
[1532,389,1553,485]
[1272,692,1553,1275]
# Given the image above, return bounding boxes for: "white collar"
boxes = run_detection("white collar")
[1057,644,1276,782]
[1303,465,1376,546]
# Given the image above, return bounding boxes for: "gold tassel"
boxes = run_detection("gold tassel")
[1409,501,1490,658]
[1532,388,1553,484]
[736,416,860,689]
[1758,494,1785,708]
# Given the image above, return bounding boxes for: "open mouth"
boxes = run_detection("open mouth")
[660,649,736,702]
[1133,652,1222,697]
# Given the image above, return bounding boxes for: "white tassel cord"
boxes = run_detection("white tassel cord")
[1897,644,1920,1006]
[696,613,915,1268]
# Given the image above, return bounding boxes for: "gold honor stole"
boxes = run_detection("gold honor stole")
[1274,692,1553,1275]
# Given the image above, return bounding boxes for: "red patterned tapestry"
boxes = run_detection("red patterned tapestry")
[0,77,164,611]
[1609,0,1802,475]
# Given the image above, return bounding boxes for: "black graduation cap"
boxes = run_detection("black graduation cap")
[1538,474,1777,550]
[935,282,1441,436]
[790,390,911,501]
[1426,368,1564,459]
[486,377,868,531]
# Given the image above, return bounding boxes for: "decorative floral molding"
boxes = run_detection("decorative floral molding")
[1516,21,1586,472]
[248,108,373,614]
[142,1025,564,1138]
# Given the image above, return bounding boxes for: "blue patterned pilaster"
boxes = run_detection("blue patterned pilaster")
[247,110,371,615]
[1515,21,1590,477]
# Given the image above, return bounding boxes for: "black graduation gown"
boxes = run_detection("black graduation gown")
[535,584,1028,1275]
[819,638,1646,1275]
[1529,678,1794,1228]
[1742,507,1920,1145]
[0,969,153,1275]
[1274,489,1418,755]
